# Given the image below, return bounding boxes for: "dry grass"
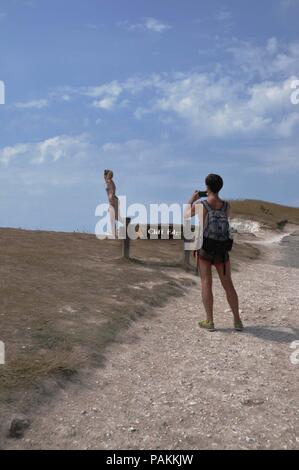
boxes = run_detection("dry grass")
[229,199,299,229]
[0,228,195,418]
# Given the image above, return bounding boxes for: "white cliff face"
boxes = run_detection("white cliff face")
[230,218,261,233]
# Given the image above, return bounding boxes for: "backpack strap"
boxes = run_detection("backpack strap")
[201,200,210,236]
[201,200,212,212]
[221,201,228,213]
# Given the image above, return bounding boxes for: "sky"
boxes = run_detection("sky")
[0,0,299,232]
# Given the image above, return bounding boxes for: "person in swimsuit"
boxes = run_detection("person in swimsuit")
[186,174,243,332]
[104,169,120,238]
[104,169,143,239]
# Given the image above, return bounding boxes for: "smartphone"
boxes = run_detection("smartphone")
[197,190,208,198]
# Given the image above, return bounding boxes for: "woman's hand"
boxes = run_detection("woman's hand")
[190,190,200,203]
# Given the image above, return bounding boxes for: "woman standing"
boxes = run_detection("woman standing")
[104,169,120,238]
[186,174,243,332]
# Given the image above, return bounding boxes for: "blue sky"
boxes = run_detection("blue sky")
[0,0,299,231]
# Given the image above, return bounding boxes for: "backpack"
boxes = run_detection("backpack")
[201,200,233,254]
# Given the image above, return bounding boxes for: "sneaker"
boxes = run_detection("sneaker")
[234,320,244,331]
[198,320,215,332]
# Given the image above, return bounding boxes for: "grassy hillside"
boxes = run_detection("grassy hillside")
[0,228,196,437]
[229,199,299,229]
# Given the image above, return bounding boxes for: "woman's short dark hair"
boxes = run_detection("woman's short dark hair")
[205,174,223,193]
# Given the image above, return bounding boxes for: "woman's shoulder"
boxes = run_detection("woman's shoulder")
[203,199,229,211]
[195,200,208,216]
[199,199,208,209]
[194,200,207,209]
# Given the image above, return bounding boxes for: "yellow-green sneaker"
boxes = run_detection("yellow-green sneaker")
[198,320,215,332]
[234,320,244,331]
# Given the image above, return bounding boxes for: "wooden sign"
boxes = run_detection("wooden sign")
[137,224,196,241]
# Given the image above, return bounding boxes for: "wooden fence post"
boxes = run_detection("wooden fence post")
[183,243,191,270]
[183,224,198,274]
[122,217,131,259]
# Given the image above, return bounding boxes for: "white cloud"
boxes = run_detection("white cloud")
[91,72,297,138]
[144,17,171,33]
[69,37,299,137]
[266,37,278,53]
[154,74,299,137]
[77,71,299,138]
[85,80,123,111]
[276,112,299,137]
[227,37,299,79]
[22,37,298,139]
[92,96,116,110]
[248,78,295,113]
[85,80,122,98]
[49,86,78,102]
[118,17,171,33]
[0,134,93,166]
[151,74,259,137]
[61,94,71,102]
[15,99,49,109]
[134,106,152,120]
[0,143,29,166]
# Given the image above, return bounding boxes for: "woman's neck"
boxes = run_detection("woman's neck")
[207,193,220,203]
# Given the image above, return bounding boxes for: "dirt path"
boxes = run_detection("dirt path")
[4,236,299,450]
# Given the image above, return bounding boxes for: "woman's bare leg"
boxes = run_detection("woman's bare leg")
[198,258,213,322]
[215,260,241,322]
[108,205,117,238]
[113,197,127,238]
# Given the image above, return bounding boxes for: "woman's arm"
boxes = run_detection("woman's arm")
[184,191,200,219]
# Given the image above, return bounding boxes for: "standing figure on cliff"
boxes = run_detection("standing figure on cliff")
[104,169,121,238]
